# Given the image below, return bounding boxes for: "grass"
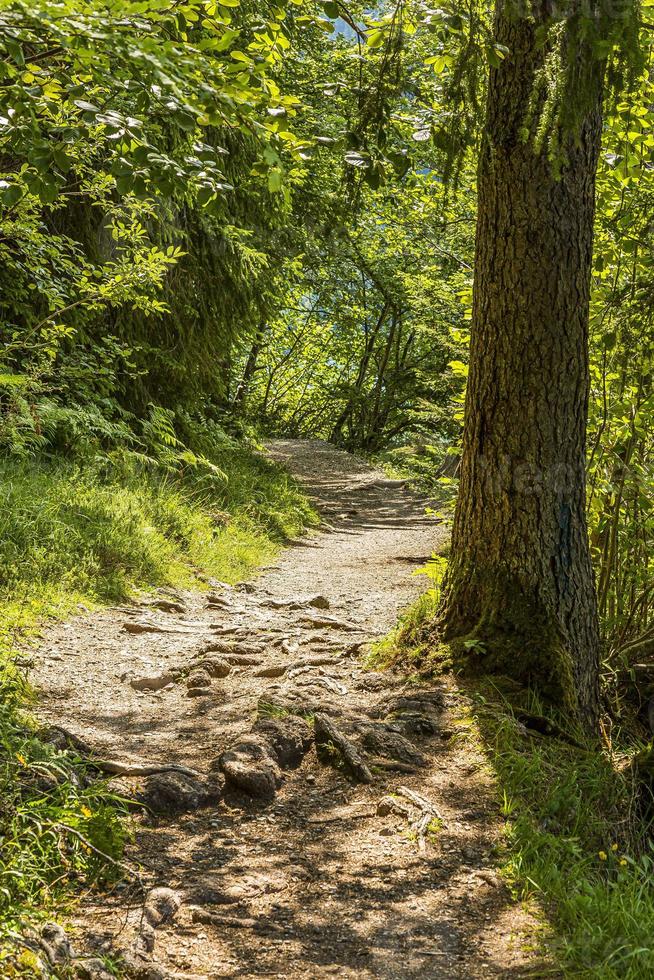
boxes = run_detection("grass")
[389,678,654,976]
[373,558,654,978]
[368,554,448,671]
[0,438,316,970]
[0,442,315,627]
[468,688,654,979]
[257,701,291,720]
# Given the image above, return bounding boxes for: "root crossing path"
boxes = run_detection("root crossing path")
[33,440,544,979]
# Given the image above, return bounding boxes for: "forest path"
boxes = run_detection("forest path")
[33,439,544,979]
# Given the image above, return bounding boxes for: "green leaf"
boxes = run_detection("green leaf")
[344,150,368,168]
[1,183,23,207]
[267,168,283,192]
[322,1,340,17]
[175,111,197,132]
[74,100,99,113]
[37,179,59,204]
[6,38,24,65]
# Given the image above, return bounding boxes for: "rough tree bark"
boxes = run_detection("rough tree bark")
[439,1,605,729]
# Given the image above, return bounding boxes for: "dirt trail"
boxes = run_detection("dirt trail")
[32,439,543,979]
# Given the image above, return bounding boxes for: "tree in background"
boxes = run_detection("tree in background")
[0,0,310,452]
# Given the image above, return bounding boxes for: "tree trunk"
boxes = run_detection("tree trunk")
[233,324,266,409]
[330,301,390,445]
[439,2,604,729]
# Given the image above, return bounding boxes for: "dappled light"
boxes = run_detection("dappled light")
[0,0,652,976]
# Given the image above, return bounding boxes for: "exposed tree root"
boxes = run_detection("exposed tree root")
[92,761,200,778]
[314,712,373,783]
[41,724,200,778]
[378,786,446,850]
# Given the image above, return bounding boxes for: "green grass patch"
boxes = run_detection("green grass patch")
[0,441,316,631]
[468,690,654,978]
[367,554,448,671]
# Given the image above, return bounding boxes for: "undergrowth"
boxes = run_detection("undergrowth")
[0,431,316,969]
[470,689,654,978]
[374,442,458,510]
[379,562,654,978]
[368,554,449,671]
[0,702,131,975]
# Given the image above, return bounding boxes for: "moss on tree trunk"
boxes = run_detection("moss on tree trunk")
[439,0,604,731]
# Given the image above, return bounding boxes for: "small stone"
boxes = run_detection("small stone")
[137,771,222,815]
[308,594,330,609]
[376,795,411,818]
[219,736,282,799]
[377,797,394,816]
[186,669,211,689]
[476,870,500,888]
[254,665,287,678]
[129,672,175,692]
[194,656,231,678]
[144,887,181,928]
